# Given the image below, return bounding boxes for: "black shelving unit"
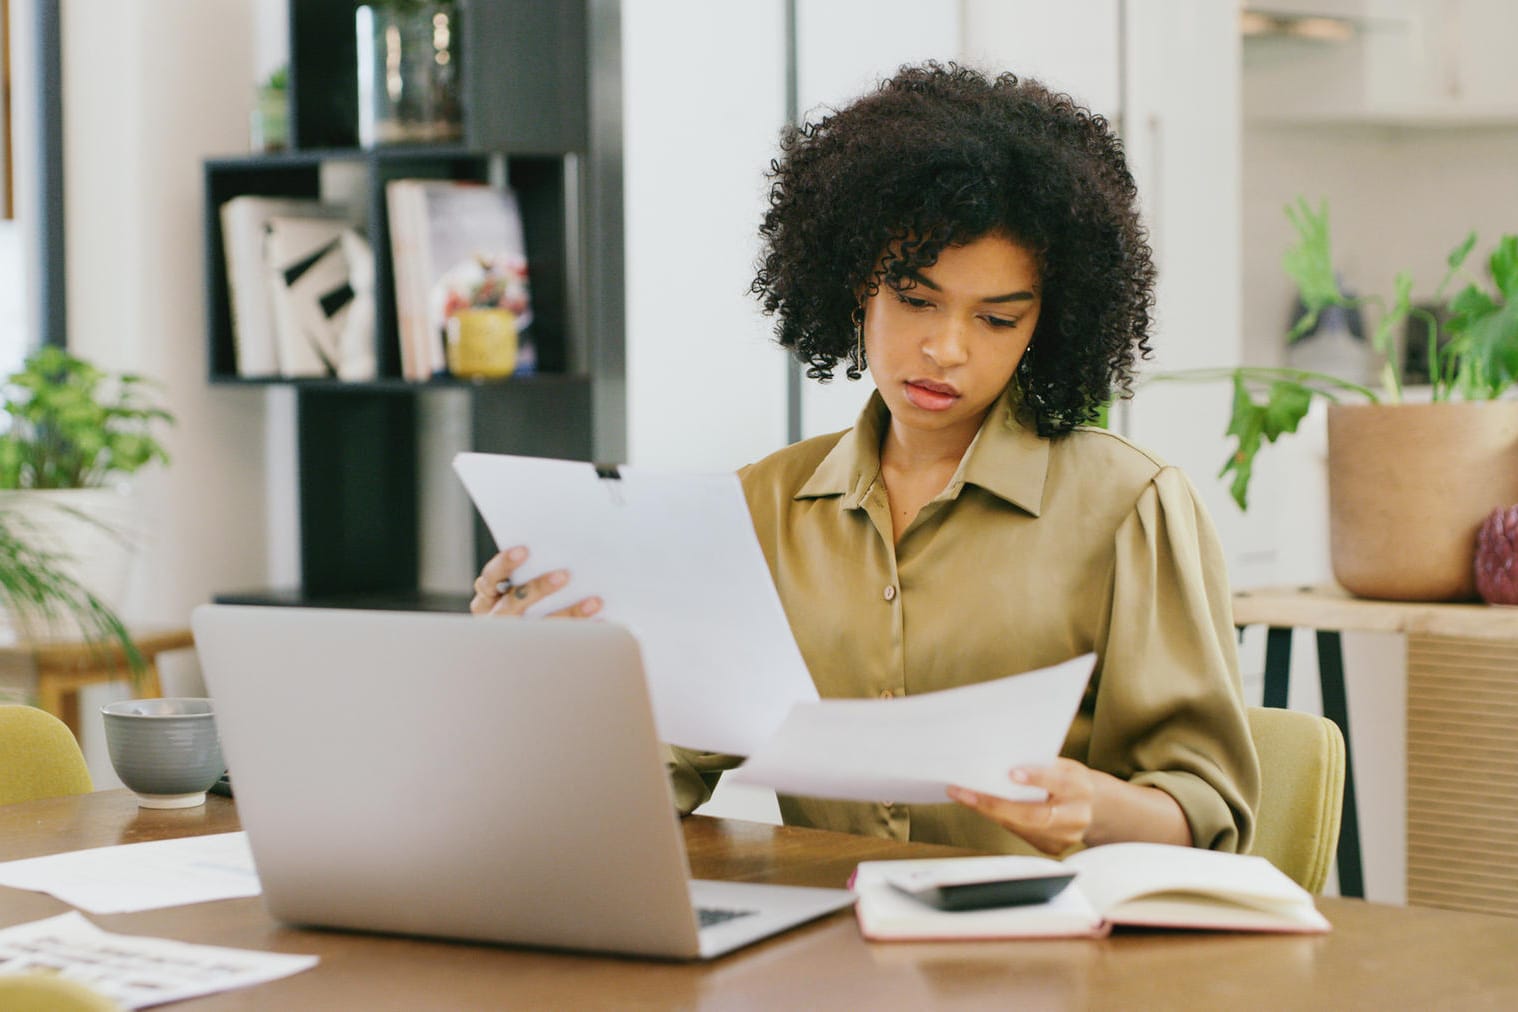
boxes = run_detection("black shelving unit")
[206,0,615,609]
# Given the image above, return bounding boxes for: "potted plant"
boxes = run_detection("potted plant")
[1153,199,1518,602]
[253,65,288,153]
[440,252,532,379]
[0,346,174,650]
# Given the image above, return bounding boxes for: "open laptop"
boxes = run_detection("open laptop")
[191,604,853,960]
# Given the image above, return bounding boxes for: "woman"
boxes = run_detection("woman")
[472,63,1258,858]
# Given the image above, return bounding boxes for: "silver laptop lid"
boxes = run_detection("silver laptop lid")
[192,605,705,958]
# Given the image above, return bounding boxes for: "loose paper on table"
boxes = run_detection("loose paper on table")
[731,653,1097,804]
[0,832,259,914]
[455,452,817,755]
[0,912,316,1009]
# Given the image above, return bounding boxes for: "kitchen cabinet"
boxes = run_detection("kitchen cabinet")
[1245,0,1518,126]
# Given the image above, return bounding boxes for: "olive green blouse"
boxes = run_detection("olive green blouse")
[669,387,1259,855]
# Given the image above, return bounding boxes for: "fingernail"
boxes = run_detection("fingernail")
[1010,770,1030,783]
[507,546,526,562]
[548,570,568,588]
[946,786,970,803]
[580,597,602,616]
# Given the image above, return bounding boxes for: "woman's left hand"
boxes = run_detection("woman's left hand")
[946,758,1097,855]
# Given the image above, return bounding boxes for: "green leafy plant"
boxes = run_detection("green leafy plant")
[0,509,142,669]
[0,345,174,489]
[0,347,173,670]
[1153,198,1518,510]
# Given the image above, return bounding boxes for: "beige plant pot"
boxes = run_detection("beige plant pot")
[0,486,139,640]
[1327,401,1518,601]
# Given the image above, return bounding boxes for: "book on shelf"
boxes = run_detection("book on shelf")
[335,230,378,382]
[385,179,533,382]
[851,842,1331,941]
[264,215,376,380]
[219,196,354,378]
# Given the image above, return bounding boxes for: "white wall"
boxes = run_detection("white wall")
[790,0,961,440]
[0,223,24,378]
[1118,1,1256,589]
[0,0,26,372]
[960,0,1120,118]
[621,0,789,472]
[252,0,288,85]
[7,0,37,358]
[61,0,270,783]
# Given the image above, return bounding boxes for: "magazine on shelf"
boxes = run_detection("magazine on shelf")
[219,196,353,377]
[264,215,374,379]
[851,843,1331,941]
[385,179,532,381]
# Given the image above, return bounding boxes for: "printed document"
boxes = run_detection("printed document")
[731,654,1097,803]
[454,452,817,755]
[0,912,316,1008]
[0,832,259,914]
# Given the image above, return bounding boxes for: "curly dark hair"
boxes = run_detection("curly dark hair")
[751,62,1155,435]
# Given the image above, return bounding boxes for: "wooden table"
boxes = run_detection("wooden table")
[0,627,195,739]
[3,792,1518,1009]
[1233,584,1518,915]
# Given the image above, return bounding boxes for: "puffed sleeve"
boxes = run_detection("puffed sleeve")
[1091,466,1260,852]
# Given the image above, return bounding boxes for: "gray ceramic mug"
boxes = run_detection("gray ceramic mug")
[101,698,225,808]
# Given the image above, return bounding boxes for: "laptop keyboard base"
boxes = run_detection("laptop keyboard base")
[697,906,758,929]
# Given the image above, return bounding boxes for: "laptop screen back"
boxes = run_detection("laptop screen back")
[192,605,704,957]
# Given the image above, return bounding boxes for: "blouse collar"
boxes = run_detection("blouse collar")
[795,385,1050,517]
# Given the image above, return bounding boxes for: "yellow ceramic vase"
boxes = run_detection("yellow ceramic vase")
[447,308,518,379]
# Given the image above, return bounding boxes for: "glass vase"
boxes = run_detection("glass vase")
[356,2,463,147]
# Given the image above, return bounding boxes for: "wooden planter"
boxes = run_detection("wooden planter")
[1328,401,1518,601]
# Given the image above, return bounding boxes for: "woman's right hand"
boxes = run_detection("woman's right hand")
[469,545,603,618]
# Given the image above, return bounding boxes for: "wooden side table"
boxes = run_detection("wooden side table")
[0,627,195,740]
[1233,584,1518,914]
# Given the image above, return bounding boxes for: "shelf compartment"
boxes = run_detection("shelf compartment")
[204,151,574,384]
[288,0,587,155]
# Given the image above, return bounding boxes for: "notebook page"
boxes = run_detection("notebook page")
[1066,842,1319,918]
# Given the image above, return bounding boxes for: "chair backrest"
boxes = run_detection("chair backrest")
[1246,706,1346,894]
[0,705,94,806]
[0,972,123,1011]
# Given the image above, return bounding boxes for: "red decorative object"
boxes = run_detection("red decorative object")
[1475,504,1518,605]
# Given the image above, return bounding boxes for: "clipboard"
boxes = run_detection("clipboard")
[454,452,818,755]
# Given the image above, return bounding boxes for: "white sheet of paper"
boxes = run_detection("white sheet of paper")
[730,653,1097,804]
[0,912,316,1009]
[454,452,818,755]
[0,832,259,914]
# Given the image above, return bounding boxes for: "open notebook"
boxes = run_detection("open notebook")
[852,842,1330,940]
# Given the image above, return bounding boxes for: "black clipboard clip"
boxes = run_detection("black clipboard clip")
[594,463,625,505]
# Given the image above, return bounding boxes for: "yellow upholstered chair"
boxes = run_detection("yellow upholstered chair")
[1246,706,1346,894]
[0,705,94,806]
[0,973,123,1011]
